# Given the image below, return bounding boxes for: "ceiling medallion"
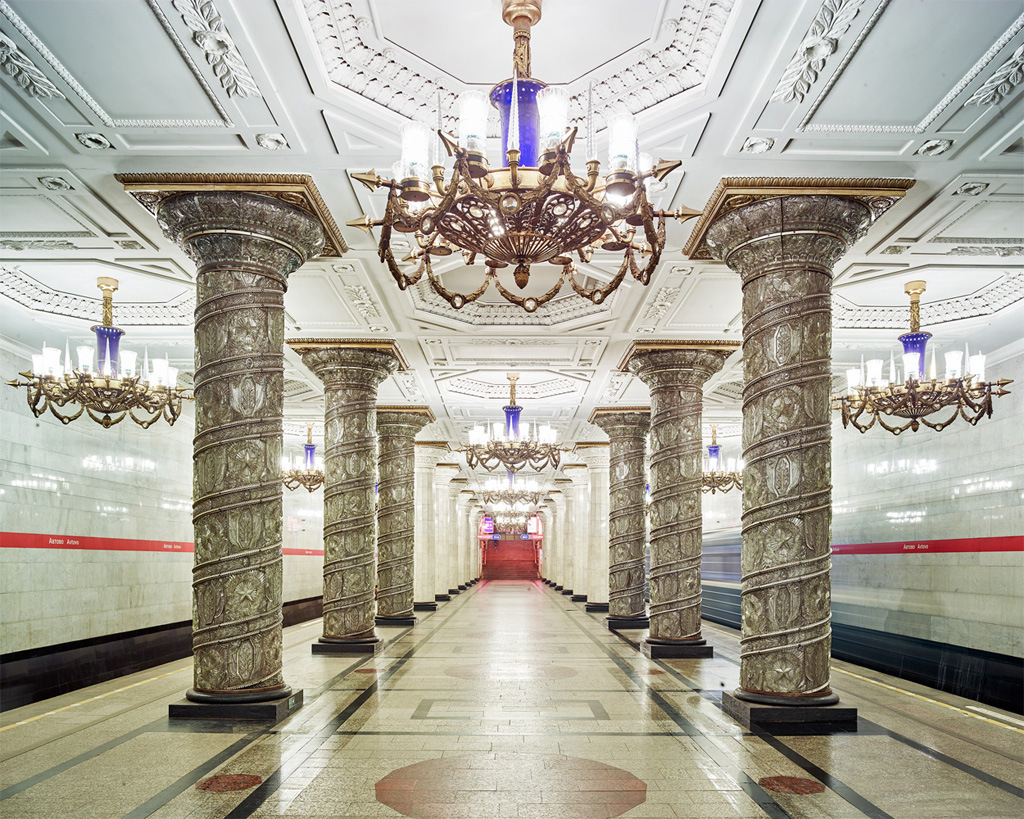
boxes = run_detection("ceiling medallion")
[282,424,325,492]
[702,426,742,494]
[6,278,192,428]
[462,373,562,473]
[832,281,1013,435]
[348,0,699,313]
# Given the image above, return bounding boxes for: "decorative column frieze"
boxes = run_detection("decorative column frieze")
[622,340,739,658]
[589,408,651,630]
[694,177,913,730]
[156,190,324,719]
[576,443,611,612]
[375,406,435,627]
[432,462,461,601]
[289,340,405,654]
[413,442,448,611]
[563,464,590,602]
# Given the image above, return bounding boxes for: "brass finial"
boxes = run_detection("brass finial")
[96,277,118,327]
[502,0,541,78]
[306,423,313,446]
[905,280,927,333]
[711,424,718,445]
[507,372,519,406]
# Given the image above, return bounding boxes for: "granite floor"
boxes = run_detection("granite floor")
[1,580,1021,818]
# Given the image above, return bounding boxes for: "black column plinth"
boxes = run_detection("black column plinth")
[560,588,574,596]
[375,614,417,627]
[570,593,587,602]
[722,691,858,734]
[585,601,609,613]
[435,593,451,601]
[642,637,713,658]
[312,636,380,655]
[414,601,438,611]
[458,584,468,590]
[448,588,461,595]
[170,687,303,721]
[607,614,649,630]
[554,585,564,591]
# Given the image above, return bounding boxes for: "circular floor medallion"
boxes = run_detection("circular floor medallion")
[376,753,646,818]
[758,775,826,794]
[195,774,262,792]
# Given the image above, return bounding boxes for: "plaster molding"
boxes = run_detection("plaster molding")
[0,31,65,99]
[445,375,577,400]
[965,42,1024,106]
[172,0,261,98]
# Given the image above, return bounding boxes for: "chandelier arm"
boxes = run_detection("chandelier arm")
[567,258,628,304]
[490,267,566,310]
[626,211,666,285]
[425,261,494,309]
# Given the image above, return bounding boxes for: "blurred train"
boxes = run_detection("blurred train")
[699,527,743,630]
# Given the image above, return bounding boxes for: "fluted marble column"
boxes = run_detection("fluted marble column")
[563,465,590,602]
[623,341,738,658]
[291,342,402,654]
[590,409,651,629]
[456,490,473,587]
[706,193,875,724]
[413,443,447,611]
[158,192,323,716]
[553,479,574,594]
[469,504,483,580]
[541,500,556,584]
[450,478,469,591]
[375,407,434,627]
[433,462,461,601]
[576,444,610,612]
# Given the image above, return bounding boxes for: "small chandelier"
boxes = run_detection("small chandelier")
[282,424,325,492]
[479,473,543,508]
[702,425,742,494]
[347,0,699,313]
[493,511,531,534]
[833,281,1013,435]
[463,373,561,472]
[6,277,191,428]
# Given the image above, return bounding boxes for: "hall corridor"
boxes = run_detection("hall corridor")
[1,581,1022,818]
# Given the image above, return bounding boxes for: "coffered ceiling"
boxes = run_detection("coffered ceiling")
[1,0,1022,461]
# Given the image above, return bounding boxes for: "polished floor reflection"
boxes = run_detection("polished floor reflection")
[2,581,1022,818]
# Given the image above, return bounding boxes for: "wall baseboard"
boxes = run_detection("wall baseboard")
[701,585,1023,716]
[0,597,323,712]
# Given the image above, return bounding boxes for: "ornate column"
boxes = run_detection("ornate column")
[450,479,469,590]
[622,340,739,658]
[469,501,483,581]
[691,178,911,728]
[541,499,556,586]
[290,340,404,654]
[553,479,574,594]
[413,443,447,611]
[590,409,651,630]
[375,407,434,627]
[456,489,474,587]
[576,444,610,612]
[562,465,590,602]
[432,462,461,601]
[157,191,323,719]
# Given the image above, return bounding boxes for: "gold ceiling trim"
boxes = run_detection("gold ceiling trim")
[682,176,916,261]
[286,338,408,371]
[115,172,348,258]
[415,440,451,449]
[617,339,742,371]
[377,405,436,423]
[573,441,610,450]
[587,406,651,424]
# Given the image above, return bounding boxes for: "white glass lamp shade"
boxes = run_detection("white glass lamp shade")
[944,350,963,380]
[41,345,62,377]
[607,112,638,172]
[120,349,138,378]
[151,357,169,387]
[399,121,431,182]
[77,345,94,374]
[866,359,884,387]
[902,353,920,383]
[846,368,863,393]
[537,86,569,150]
[166,366,179,386]
[968,353,985,383]
[458,91,490,155]
[31,354,43,375]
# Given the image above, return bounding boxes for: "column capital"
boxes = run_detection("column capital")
[289,340,405,389]
[376,406,435,437]
[588,407,650,438]
[620,340,740,390]
[682,176,913,262]
[415,443,449,471]
[574,442,610,470]
[433,462,462,485]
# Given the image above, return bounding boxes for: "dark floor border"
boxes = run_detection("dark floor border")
[702,585,1023,715]
[0,596,323,712]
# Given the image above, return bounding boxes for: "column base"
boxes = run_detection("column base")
[375,614,417,627]
[560,588,574,596]
[585,601,609,613]
[170,687,302,721]
[312,636,380,655]
[413,601,438,612]
[722,691,858,734]
[435,593,451,602]
[554,585,564,591]
[570,594,587,602]
[642,637,713,659]
[607,614,649,630]
[458,584,468,590]
[447,588,461,596]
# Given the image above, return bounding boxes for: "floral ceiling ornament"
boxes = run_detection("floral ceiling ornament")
[0,31,65,99]
[172,0,260,98]
[916,139,953,156]
[769,0,865,104]
[965,43,1024,106]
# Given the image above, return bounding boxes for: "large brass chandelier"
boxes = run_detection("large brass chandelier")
[348,0,697,313]
[282,424,325,492]
[833,281,1013,435]
[6,278,191,428]
[702,426,742,494]
[463,373,562,472]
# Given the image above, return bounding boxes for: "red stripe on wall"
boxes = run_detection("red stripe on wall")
[0,532,323,556]
[832,536,1023,555]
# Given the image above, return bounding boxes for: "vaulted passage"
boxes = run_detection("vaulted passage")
[481,538,540,580]
[2,582,1021,818]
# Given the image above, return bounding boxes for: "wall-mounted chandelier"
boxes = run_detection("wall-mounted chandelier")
[282,424,325,492]
[6,278,191,428]
[833,281,1013,435]
[702,425,742,494]
[347,0,699,313]
[463,373,562,472]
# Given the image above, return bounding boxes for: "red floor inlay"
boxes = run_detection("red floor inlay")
[195,774,262,792]
[758,775,826,794]
[444,663,578,680]
[376,753,646,818]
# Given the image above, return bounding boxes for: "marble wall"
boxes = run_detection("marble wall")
[0,343,324,655]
